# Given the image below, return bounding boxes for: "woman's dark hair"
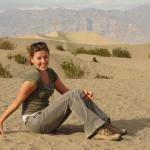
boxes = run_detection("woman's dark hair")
[27,42,50,65]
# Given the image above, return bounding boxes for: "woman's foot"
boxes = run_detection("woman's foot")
[93,124,122,141]
[106,120,127,135]
[107,124,127,135]
[107,123,127,135]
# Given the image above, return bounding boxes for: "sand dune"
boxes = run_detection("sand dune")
[47,31,121,45]
[15,33,49,39]
[11,32,150,59]
[15,31,121,45]
[0,33,150,149]
[46,32,69,41]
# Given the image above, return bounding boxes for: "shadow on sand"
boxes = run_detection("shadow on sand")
[5,130,30,134]
[112,118,150,136]
[54,124,84,135]
[55,118,150,136]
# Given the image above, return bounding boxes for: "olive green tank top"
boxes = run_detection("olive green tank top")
[22,67,58,115]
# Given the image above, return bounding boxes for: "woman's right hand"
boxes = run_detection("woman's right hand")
[0,118,4,135]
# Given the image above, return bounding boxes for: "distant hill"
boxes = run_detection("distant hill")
[0,4,150,44]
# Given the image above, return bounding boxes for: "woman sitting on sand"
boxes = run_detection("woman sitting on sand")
[0,42,126,141]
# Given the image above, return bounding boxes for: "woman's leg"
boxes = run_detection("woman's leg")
[26,89,110,138]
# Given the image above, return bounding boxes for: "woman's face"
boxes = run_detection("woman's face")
[31,50,49,71]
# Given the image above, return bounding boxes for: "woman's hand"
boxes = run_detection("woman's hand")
[0,118,4,135]
[83,89,94,101]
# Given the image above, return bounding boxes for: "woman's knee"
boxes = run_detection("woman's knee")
[70,88,83,96]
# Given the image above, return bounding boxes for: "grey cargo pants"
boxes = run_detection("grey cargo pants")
[25,89,109,138]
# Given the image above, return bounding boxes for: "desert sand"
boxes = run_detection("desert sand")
[0,32,150,150]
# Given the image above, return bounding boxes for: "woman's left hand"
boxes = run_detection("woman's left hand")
[83,89,94,101]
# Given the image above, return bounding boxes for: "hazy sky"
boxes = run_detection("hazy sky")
[0,0,150,11]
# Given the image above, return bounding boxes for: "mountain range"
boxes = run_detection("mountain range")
[0,4,150,44]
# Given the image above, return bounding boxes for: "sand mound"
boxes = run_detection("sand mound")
[46,32,70,41]
[15,33,49,39]
[47,31,120,45]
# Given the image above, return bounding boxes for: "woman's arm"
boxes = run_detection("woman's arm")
[0,81,37,135]
[54,78,70,95]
